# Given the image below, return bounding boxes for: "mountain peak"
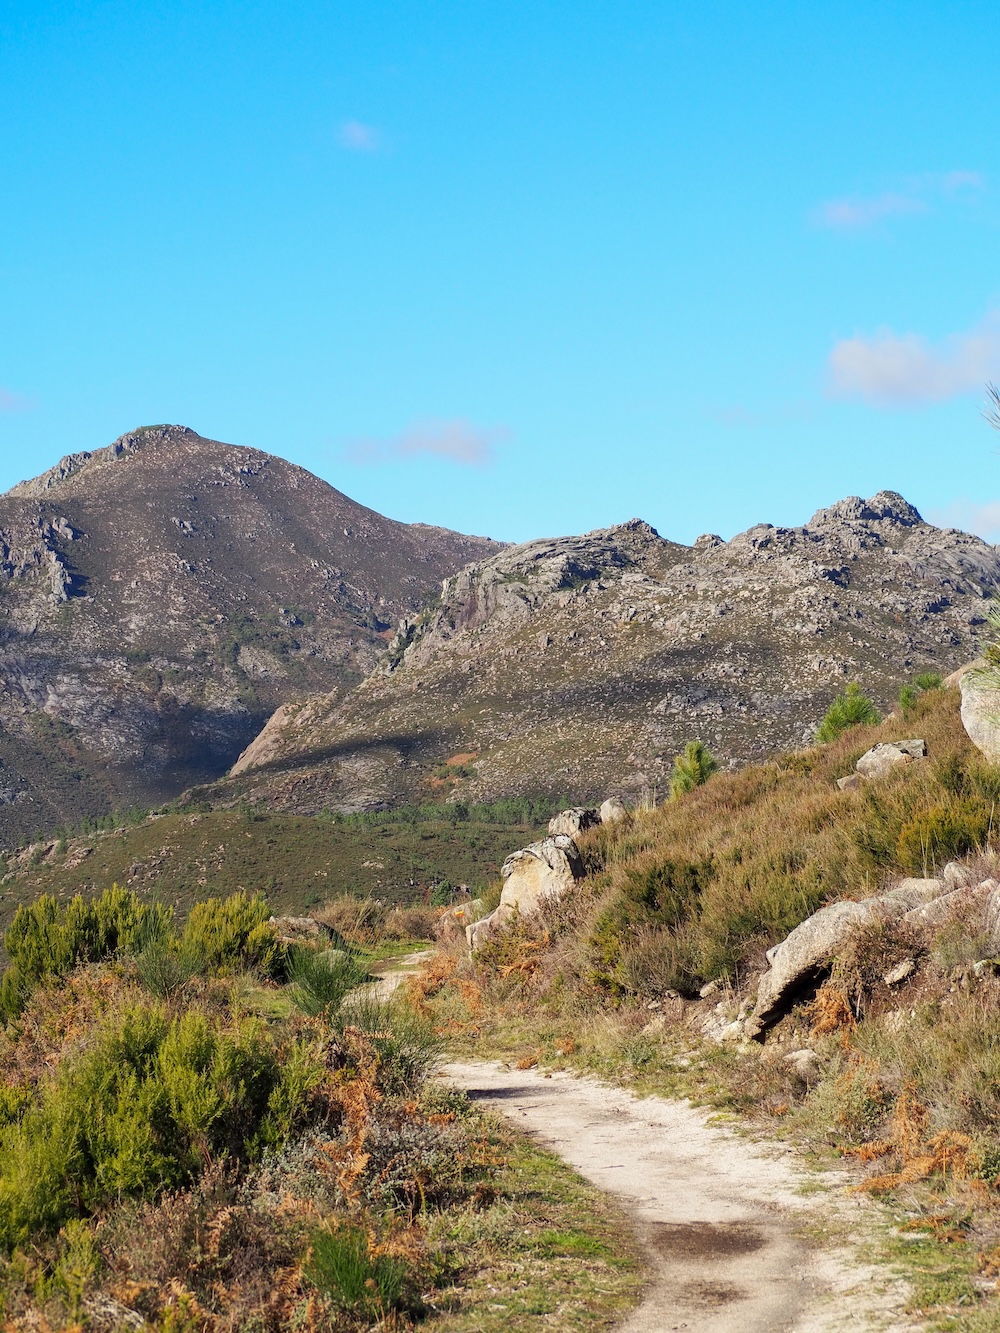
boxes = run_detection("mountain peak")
[7,424,206,500]
[808,490,923,530]
[0,425,500,840]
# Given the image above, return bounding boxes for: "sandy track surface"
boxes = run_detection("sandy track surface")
[367,948,435,1000]
[442,1060,919,1333]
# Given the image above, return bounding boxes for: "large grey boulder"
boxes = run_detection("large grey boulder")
[985,881,1000,950]
[961,668,1000,763]
[855,739,926,779]
[467,834,583,951]
[745,878,943,1038]
[548,807,601,836]
[599,797,629,824]
[499,834,583,914]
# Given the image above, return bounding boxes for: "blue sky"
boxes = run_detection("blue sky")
[3,1,1000,545]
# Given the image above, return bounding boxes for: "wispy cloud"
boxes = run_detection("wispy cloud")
[815,170,984,231]
[0,388,32,413]
[344,419,508,467]
[827,312,1000,406]
[816,192,926,229]
[337,120,382,152]
[927,499,1000,543]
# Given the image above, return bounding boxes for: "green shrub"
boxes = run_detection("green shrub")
[181,891,282,978]
[589,857,712,994]
[914,671,943,691]
[337,994,439,1096]
[898,684,920,713]
[895,801,990,876]
[306,1222,407,1316]
[287,947,367,1017]
[669,741,718,799]
[0,887,173,1022]
[815,682,880,742]
[0,1002,319,1250]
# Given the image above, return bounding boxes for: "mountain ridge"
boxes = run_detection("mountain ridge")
[213,488,1000,814]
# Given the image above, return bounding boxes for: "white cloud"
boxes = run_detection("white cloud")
[344,419,508,467]
[816,193,926,230]
[815,170,984,231]
[827,313,1000,406]
[927,499,1000,542]
[0,388,31,412]
[941,170,985,193]
[337,120,382,152]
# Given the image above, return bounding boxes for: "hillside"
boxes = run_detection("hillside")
[216,491,1000,814]
[0,800,558,935]
[421,683,1000,1323]
[0,424,498,840]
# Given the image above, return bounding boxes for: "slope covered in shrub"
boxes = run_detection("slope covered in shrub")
[0,886,642,1331]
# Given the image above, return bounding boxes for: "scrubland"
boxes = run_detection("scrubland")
[418,687,1000,1326]
[0,886,641,1331]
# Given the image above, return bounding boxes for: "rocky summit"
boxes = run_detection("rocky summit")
[217,491,1000,813]
[0,425,498,838]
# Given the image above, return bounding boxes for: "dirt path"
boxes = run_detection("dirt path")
[442,1060,918,1333]
[367,948,435,1000]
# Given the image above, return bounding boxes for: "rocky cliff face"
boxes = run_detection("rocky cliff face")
[0,425,498,838]
[217,492,1000,813]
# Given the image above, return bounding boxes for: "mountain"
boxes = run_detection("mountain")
[0,424,499,839]
[214,491,1000,813]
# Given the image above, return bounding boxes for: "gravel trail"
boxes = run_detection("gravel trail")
[442,1060,919,1333]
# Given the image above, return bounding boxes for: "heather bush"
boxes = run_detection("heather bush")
[181,890,282,978]
[337,992,439,1096]
[0,886,172,1022]
[0,1001,320,1249]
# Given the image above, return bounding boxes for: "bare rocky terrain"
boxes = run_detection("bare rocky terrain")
[217,491,1000,812]
[0,425,498,839]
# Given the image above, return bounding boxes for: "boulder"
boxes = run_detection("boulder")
[599,797,629,824]
[500,834,583,914]
[883,958,915,986]
[435,898,483,943]
[901,880,995,930]
[984,881,1000,950]
[784,1048,821,1082]
[746,878,943,1038]
[942,860,971,890]
[836,774,862,792]
[960,668,1000,763]
[466,904,515,950]
[268,914,339,945]
[548,807,601,836]
[467,834,584,951]
[855,739,926,779]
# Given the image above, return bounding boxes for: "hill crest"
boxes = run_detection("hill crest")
[218,489,1000,814]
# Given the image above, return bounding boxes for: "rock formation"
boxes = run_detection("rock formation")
[216,491,1000,815]
[960,667,1000,763]
[467,833,583,948]
[744,872,1000,1038]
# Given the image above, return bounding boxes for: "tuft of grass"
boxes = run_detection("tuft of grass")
[816,681,881,742]
[306,1221,409,1316]
[287,946,368,1017]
